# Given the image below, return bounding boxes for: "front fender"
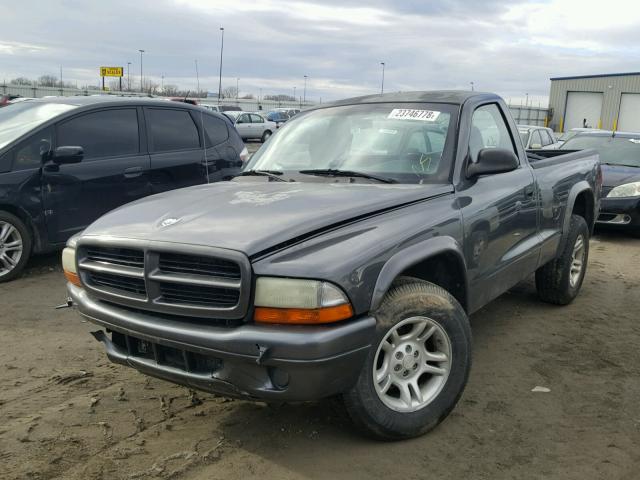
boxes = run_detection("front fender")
[370,235,468,311]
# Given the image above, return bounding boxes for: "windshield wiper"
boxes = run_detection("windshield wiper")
[235,169,289,182]
[298,169,397,184]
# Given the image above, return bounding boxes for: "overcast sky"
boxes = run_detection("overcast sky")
[2,0,639,105]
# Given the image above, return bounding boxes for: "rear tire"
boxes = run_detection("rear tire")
[261,130,272,143]
[0,211,32,283]
[535,214,589,305]
[343,279,472,440]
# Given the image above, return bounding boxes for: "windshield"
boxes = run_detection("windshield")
[0,102,78,149]
[247,103,456,184]
[562,135,640,167]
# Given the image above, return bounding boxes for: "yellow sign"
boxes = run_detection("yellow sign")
[100,66,123,77]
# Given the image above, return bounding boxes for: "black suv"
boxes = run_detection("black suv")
[0,96,247,282]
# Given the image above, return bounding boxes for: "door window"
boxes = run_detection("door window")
[202,115,229,146]
[469,104,516,162]
[147,108,200,152]
[540,130,553,146]
[57,109,139,161]
[236,114,251,124]
[13,127,53,171]
[250,114,264,124]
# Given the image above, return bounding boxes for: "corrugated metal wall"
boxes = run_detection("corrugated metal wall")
[548,74,640,132]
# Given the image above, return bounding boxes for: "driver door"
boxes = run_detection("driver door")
[235,114,252,139]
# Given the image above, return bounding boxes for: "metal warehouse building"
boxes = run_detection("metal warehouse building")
[548,72,640,133]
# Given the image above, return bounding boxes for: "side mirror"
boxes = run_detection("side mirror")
[52,146,83,164]
[467,148,518,178]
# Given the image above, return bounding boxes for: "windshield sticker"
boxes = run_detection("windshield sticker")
[387,109,440,121]
[629,139,640,144]
[379,129,398,135]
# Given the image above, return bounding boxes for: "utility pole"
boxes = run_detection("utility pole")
[380,62,385,94]
[218,27,224,103]
[303,75,308,104]
[138,49,145,93]
[161,75,164,92]
[293,86,296,102]
[195,59,200,96]
[127,62,131,90]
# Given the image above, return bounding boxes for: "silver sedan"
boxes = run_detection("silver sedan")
[229,112,278,143]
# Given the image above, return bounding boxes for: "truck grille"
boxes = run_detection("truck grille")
[77,241,250,320]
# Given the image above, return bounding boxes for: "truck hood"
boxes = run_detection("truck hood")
[82,180,453,257]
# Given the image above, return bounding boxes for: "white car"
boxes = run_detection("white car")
[555,128,603,147]
[230,112,278,143]
[517,125,562,150]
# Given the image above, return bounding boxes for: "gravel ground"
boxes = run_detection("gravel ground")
[1,221,639,479]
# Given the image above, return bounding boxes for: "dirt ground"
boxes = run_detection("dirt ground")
[1,229,639,480]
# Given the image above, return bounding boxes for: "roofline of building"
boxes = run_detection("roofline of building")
[550,72,640,81]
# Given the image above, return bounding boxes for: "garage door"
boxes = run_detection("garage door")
[618,93,640,132]
[564,92,603,130]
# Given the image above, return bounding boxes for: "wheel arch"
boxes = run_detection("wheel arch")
[559,182,595,254]
[370,236,469,313]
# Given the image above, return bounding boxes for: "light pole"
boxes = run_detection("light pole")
[127,62,131,90]
[303,75,308,104]
[195,59,200,96]
[525,92,529,107]
[218,27,224,103]
[293,86,296,102]
[470,81,474,91]
[380,62,385,94]
[236,77,239,99]
[161,75,164,92]
[138,49,145,93]
[59,66,63,89]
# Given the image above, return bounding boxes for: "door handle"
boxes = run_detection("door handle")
[123,166,144,178]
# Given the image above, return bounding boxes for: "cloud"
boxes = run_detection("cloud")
[1,0,639,105]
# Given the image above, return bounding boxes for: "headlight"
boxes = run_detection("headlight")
[62,247,81,286]
[607,182,640,198]
[254,277,353,324]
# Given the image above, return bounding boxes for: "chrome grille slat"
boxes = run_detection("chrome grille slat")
[77,242,249,320]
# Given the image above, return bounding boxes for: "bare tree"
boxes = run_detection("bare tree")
[10,77,33,85]
[241,93,255,99]
[222,86,238,99]
[265,94,295,101]
[38,75,59,87]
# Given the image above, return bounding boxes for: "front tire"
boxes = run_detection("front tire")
[261,130,272,143]
[343,279,472,440]
[535,214,589,305]
[0,211,32,283]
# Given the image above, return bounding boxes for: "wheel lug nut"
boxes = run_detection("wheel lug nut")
[405,345,412,353]
[394,365,401,372]
[413,351,419,357]
[413,364,418,370]
[395,352,403,360]
[403,370,409,376]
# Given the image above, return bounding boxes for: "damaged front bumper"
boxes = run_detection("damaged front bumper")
[68,284,375,401]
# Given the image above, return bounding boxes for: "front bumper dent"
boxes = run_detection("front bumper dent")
[68,284,375,401]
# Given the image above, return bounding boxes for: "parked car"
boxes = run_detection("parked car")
[64,91,599,440]
[274,107,300,117]
[265,110,290,125]
[0,94,22,107]
[170,97,198,106]
[561,130,640,234]
[0,96,247,282]
[202,105,243,113]
[231,112,278,142]
[517,125,561,149]
[556,127,602,146]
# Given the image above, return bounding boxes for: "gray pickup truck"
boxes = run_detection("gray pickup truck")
[63,91,601,440]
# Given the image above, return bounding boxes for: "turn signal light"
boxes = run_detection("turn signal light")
[254,304,354,325]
